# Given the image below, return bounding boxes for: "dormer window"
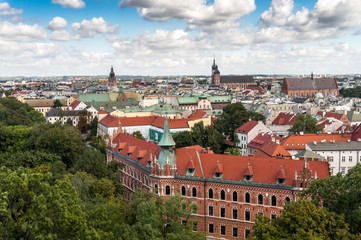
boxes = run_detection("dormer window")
[187,157,196,176]
[244,163,253,181]
[277,166,286,184]
[213,161,223,178]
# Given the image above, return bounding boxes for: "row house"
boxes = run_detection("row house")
[235,121,271,155]
[106,118,330,240]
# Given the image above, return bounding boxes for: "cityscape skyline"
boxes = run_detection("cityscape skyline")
[1,0,361,76]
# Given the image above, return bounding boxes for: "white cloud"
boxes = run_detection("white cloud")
[50,30,74,41]
[261,0,294,26]
[48,17,68,31]
[51,0,85,9]
[120,0,256,31]
[0,21,47,41]
[71,17,119,38]
[0,2,23,16]
[9,16,24,22]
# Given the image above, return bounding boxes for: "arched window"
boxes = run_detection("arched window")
[271,195,277,207]
[181,186,186,196]
[208,188,213,199]
[232,191,238,202]
[245,192,250,203]
[285,196,291,202]
[165,185,171,195]
[192,187,197,198]
[154,184,159,194]
[220,190,225,200]
[258,194,263,205]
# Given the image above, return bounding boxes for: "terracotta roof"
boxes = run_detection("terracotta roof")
[179,145,214,154]
[277,166,286,179]
[253,140,291,158]
[98,110,108,114]
[187,158,195,169]
[69,100,81,110]
[246,86,264,92]
[189,109,208,119]
[100,115,195,129]
[235,120,258,134]
[351,124,361,141]
[317,111,344,121]
[273,113,297,125]
[281,133,352,150]
[113,132,161,165]
[175,149,329,185]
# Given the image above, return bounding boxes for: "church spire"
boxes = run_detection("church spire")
[109,65,115,78]
[159,116,175,147]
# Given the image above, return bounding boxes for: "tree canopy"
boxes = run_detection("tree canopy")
[340,87,361,98]
[173,121,224,153]
[289,114,322,134]
[251,199,355,240]
[302,163,361,234]
[213,103,265,142]
[0,97,44,126]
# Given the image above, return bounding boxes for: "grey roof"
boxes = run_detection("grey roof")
[220,75,254,84]
[307,141,361,151]
[285,78,337,91]
[296,150,325,160]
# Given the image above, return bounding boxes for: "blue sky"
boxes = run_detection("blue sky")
[1,0,361,76]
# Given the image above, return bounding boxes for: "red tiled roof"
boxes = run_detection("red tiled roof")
[175,149,329,185]
[281,133,351,150]
[69,100,81,110]
[273,113,297,125]
[253,140,291,158]
[235,120,258,134]
[246,86,264,92]
[98,110,108,114]
[351,124,361,141]
[179,145,214,154]
[248,133,272,149]
[215,161,223,173]
[99,114,119,127]
[189,109,207,119]
[277,166,286,179]
[152,117,190,129]
[113,132,161,165]
[317,111,344,121]
[187,158,195,169]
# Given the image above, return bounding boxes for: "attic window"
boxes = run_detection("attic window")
[277,178,285,184]
[244,175,252,181]
[214,172,223,178]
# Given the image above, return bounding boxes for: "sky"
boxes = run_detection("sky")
[1,0,361,76]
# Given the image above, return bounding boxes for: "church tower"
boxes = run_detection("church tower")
[107,66,117,92]
[211,58,220,85]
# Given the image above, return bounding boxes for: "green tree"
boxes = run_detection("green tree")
[53,99,63,108]
[0,167,96,239]
[289,114,322,134]
[27,123,86,168]
[0,97,44,126]
[132,130,145,140]
[251,199,354,240]
[173,131,194,148]
[90,116,98,136]
[214,103,265,142]
[225,147,241,155]
[0,150,60,170]
[302,163,361,234]
[0,124,30,154]
[77,110,90,134]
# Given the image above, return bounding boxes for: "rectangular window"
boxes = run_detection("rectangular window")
[245,229,251,238]
[329,156,333,162]
[220,207,226,218]
[220,225,226,236]
[245,210,251,221]
[208,223,214,234]
[232,227,238,238]
[232,208,238,219]
[209,205,213,216]
[342,156,345,162]
[349,156,352,162]
[341,168,345,174]
[192,222,197,232]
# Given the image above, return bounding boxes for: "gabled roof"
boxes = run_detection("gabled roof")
[317,111,345,121]
[277,166,286,179]
[273,113,297,125]
[281,133,351,150]
[235,120,258,134]
[351,124,361,141]
[98,110,108,114]
[220,75,254,84]
[253,140,291,158]
[175,149,329,185]
[68,100,81,110]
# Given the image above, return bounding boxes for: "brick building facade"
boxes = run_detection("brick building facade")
[281,74,339,97]
[106,118,330,240]
[211,59,255,89]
